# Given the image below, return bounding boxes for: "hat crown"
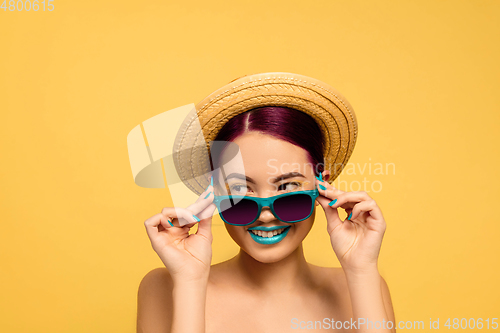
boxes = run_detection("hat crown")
[174,72,358,195]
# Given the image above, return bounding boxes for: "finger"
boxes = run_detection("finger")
[195,203,217,241]
[327,191,373,210]
[145,213,177,232]
[144,213,177,246]
[315,178,344,200]
[144,213,164,239]
[186,187,215,216]
[187,175,214,213]
[197,202,217,221]
[157,214,174,231]
[350,199,384,222]
[181,203,216,230]
[161,207,200,227]
[315,195,343,235]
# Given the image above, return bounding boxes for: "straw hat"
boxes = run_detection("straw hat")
[173,72,358,195]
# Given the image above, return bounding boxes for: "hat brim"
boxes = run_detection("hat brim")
[173,72,358,195]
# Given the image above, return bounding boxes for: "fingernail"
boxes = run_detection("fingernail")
[315,174,323,182]
[168,219,174,227]
[204,191,212,199]
[328,199,337,206]
[193,215,200,222]
[348,212,352,220]
[319,184,326,190]
[204,176,214,193]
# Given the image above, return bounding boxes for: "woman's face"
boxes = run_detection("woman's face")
[214,131,322,263]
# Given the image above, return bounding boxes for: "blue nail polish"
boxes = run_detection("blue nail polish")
[319,184,326,190]
[348,212,352,220]
[193,215,200,222]
[168,220,174,227]
[328,199,337,206]
[204,191,211,199]
[316,174,323,182]
[205,177,213,192]
[204,176,214,193]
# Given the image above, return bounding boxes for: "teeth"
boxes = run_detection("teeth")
[250,228,287,237]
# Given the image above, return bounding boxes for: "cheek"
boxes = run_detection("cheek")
[225,225,246,242]
[295,219,314,234]
[293,211,315,236]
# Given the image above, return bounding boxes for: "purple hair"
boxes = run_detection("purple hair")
[210,106,325,177]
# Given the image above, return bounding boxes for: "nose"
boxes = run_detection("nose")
[257,206,277,223]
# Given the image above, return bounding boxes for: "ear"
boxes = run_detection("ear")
[321,169,331,182]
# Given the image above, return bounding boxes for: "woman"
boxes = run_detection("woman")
[136,73,396,333]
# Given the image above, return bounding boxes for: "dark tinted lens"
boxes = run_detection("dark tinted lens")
[220,198,259,225]
[273,193,313,222]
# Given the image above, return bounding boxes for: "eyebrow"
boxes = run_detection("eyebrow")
[225,172,306,184]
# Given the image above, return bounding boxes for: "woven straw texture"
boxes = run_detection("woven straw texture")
[173,72,358,195]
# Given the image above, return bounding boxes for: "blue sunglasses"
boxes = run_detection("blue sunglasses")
[213,189,319,226]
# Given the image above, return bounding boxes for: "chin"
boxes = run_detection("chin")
[227,222,313,263]
[243,247,296,263]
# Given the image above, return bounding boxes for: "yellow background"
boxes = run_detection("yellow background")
[1,0,499,331]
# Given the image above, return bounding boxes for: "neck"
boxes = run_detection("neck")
[230,244,314,292]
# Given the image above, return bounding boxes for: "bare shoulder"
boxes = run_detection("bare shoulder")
[139,267,173,290]
[138,267,174,303]
[137,267,173,333]
[308,263,348,288]
[307,264,352,302]
[308,264,396,323]
[207,258,237,284]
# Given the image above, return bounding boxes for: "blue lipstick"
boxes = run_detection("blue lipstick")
[247,225,291,245]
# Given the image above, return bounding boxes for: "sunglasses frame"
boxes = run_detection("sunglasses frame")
[212,188,320,226]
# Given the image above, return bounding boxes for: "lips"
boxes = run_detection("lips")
[247,225,291,245]
[248,228,287,237]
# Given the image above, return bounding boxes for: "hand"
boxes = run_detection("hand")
[315,176,387,274]
[144,178,216,284]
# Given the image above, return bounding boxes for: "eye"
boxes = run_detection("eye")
[229,183,251,195]
[277,181,302,192]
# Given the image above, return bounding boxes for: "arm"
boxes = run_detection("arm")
[136,268,209,333]
[171,280,208,333]
[315,173,396,332]
[344,267,396,333]
[140,178,216,333]
[137,268,173,333]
